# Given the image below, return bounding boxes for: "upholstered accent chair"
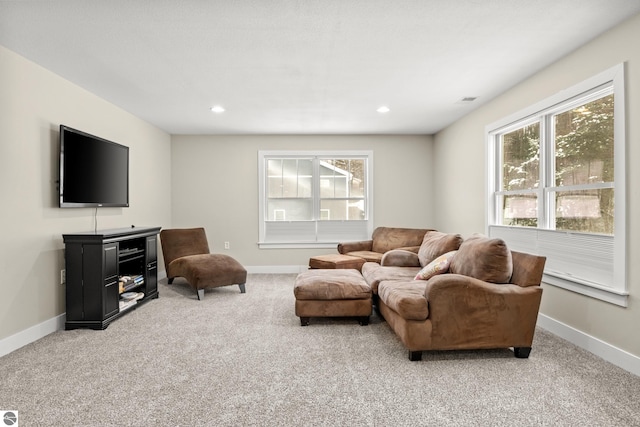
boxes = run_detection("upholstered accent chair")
[160,228,247,300]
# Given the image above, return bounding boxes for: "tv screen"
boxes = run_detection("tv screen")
[59,125,129,208]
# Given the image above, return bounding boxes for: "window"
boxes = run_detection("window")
[258,151,373,248]
[486,64,627,306]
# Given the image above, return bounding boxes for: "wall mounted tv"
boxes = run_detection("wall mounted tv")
[59,125,129,208]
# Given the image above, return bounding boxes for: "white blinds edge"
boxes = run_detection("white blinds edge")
[488,226,616,290]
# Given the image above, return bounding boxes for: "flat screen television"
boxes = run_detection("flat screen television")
[59,125,129,208]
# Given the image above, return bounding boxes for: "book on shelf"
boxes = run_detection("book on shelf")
[119,299,137,312]
[119,275,144,292]
[119,292,144,312]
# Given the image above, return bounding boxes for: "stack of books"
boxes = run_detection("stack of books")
[119,275,144,292]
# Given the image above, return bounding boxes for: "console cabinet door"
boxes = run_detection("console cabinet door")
[145,235,158,297]
[103,243,120,318]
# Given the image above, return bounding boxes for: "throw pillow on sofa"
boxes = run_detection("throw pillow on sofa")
[417,231,463,267]
[449,234,513,283]
[414,250,457,280]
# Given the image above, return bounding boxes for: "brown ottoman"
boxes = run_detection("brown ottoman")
[294,269,372,326]
[308,254,366,270]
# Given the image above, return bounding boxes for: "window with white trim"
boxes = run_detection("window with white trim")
[258,150,373,248]
[486,64,627,306]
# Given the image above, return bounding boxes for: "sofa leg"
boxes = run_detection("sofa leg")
[197,289,204,300]
[238,283,246,293]
[514,347,532,358]
[300,317,310,326]
[408,350,422,361]
[358,316,369,326]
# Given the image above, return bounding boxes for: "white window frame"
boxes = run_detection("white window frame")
[486,64,627,306]
[258,150,373,249]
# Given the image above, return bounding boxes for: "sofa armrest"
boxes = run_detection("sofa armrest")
[424,274,543,347]
[381,250,421,267]
[395,245,421,254]
[338,240,373,254]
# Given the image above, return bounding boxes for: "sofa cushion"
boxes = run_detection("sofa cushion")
[344,250,383,263]
[418,231,464,267]
[371,227,431,254]
[414,250,456,280]
[378,280,429,320]
[449,234,513,283]
[361,262,421,294]
[294,269,371,300]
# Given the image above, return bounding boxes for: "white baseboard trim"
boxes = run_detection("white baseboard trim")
[0,313,65,358]
[245,265,308,274]
[538,313,640,377]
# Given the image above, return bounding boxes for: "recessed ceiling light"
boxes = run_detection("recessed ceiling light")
[377,106,390,113]
[210,105,225,113]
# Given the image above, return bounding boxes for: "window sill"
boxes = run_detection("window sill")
[543,273,628,307]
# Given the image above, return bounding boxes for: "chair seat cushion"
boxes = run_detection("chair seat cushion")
[169,254,247,290]
[378,280,429,320]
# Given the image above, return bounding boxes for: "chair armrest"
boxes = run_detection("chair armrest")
[424,274,543,347]
[338,240,373,254]
[381,250,421,267]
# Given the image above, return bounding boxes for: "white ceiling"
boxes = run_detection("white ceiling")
[1,1,639,135]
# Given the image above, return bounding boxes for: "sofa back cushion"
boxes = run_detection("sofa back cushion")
[418,231,463,267]
[449,234,513,283]
[371,227,432,254]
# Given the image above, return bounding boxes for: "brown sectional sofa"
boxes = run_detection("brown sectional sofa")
[360,231,546,361]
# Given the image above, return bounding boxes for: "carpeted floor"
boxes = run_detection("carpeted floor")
[1,273,639,426]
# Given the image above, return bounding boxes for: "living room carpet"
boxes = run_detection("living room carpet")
[1,274,639,426]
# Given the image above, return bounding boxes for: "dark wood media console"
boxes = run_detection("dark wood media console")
[63,226,161,330]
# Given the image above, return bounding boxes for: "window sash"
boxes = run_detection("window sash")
[486,64,626,306]
[259,150,373,247]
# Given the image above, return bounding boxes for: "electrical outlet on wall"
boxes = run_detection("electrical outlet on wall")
[60,269,66,285]
[224,242,230,250]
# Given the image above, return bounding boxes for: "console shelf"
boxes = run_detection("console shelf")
[63,226,161,330]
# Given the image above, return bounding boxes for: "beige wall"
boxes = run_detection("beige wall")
[170,134,434,268]
[433,14,640,358]
[0,45,172,341]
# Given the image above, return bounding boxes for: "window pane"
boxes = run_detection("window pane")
[320,158,366,198]
[319,175,335,198]
[281,159,299,197]
[268,158,313,198]
[502,194,538,227]
[320,199,366,221]
[266,159,283,198]
[266,199,312,221]
[502,123,540,191]
[555,95,614,186]
[345,159,366,198]
[555,188,614,234]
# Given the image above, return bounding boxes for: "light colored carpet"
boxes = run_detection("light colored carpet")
[1,273,639,426]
